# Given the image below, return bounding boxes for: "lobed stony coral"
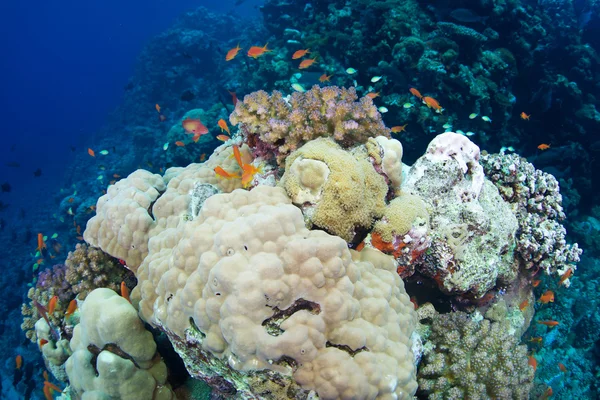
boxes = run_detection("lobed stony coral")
[417,311,534,400]
[229,85,390,166]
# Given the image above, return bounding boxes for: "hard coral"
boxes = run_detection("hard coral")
[134,185,418,399]
[281,137,388,242]
[418,312,534,400]
[481,152,582,280]
[229,85,390,166]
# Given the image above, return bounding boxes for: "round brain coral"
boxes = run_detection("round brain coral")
[280,137,388,243]
[134,185,417,399]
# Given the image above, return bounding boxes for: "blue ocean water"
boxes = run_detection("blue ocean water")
[0,0,598,399]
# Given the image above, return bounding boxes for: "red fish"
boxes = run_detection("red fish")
[247,43,271,58]
[292,49,310,59]
[182,118,209,136]
[155,104,161,113]
[218,119,230,134]
[520,112,530,120]
[226,43,242,61]
[87,148,95,157]
[538,143,551,151]
[39,338,49,347]
[537,320,559,328]
[319,73,332,82]
[120,281,131,304]
[366,92,379,99]
[15,355,22,369]
[391,125,407,133]
[528,356,537,371]
[558,363,567,372]
[409,87,423,99]
[216,134,230,142]
[299,57,317,69]
[559,268,573,285]
[214,166,239,179]
[65,299,77,317]
[228,90,238,106]
[538,290,554,304]
[36,233,46,253]
[175,141,185,147]
[48,295,58,314]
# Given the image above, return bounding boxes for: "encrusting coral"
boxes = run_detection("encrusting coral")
[229,85,390,166]
[417,311,534,399]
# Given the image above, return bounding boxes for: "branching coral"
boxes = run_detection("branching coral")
[229,85,390,165]
[417,312,534,399]
[481,152,582,280]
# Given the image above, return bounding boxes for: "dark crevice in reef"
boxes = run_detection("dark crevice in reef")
[326,342,368,356]
[87,343,141,372]
[262,298,321,336]
[148,197,159,220]
[273,355,298,370]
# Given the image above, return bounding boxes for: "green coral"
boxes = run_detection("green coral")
[418,311,534,400]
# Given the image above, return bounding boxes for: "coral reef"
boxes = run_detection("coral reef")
[131,186,418,399]
[280,137,388,242]
[230,86,390,166]
[481,152,582,279]
[66,288,175,399]
[417,311,534,399]
[403,133,519,297]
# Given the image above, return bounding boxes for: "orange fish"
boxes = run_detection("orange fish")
[423,96,443,113]
[87,148,95,157]
[540,387,553,399]
[182,118,209,135]
[532,279,541,287]
[36,233,46,253]
[409,87,423,99]
[175,141,185,147]
[199,153,206,162]
[529,337,543,343]
[192,134,201,143]
[558,363,567,372]
[65,299,77,317]
[120,281,131,303]
[559,268,573,286]
[228,90,238,106]
[76,235,84,241]
[226,43,242,61]
[155,104,161,113]
[538,143,551,151]
[43,371,49,381]
[15,355,22,369]
[241,164,261,188]
[366,92,379,99]
[214,166,239,179]
[528,356,537,371]
[39,338,49,347]
[539,290,554,304]
[218,119,230,134]
[44,381,63,394]
[292,48,310,59]
[319,73,332,83]
[247,43,271,58]
[537,320,559,328]
[232,145,243,168]
[48,295,58,314]
[43,385,52,400]
[520,112,530,120]
[216,134,230,142]
[113,173,120,178]
[519,299,529,311]
[68,197,74,203]
[391,125,407,133]
[298,57,317,69]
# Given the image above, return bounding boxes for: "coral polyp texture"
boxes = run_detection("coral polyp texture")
[280,137,388,242]
[402,132,519,297]
[66,288,175,399]
[481,152,582,279]
[133,185,418,399]
[417,311,534,399]
[229,85,390,166]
